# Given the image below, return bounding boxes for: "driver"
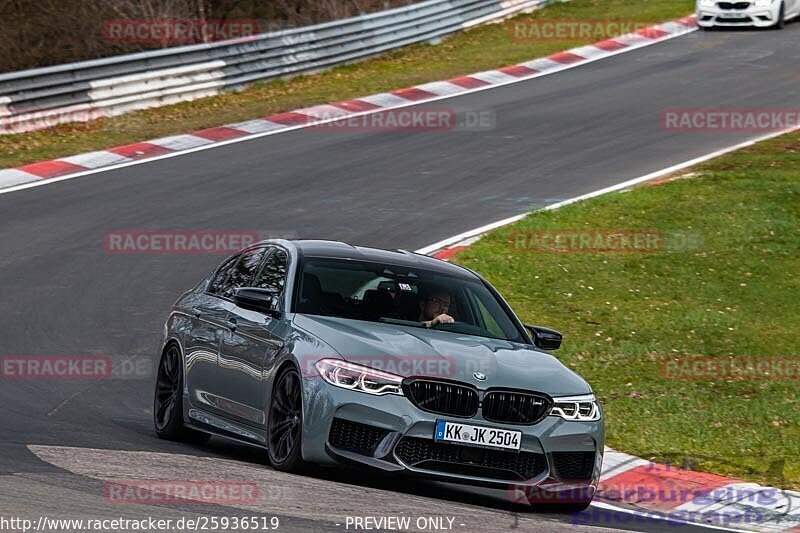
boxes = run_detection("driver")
[419,288,454,328]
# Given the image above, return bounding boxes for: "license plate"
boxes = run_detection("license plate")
[434,420,521,451]
[724,12,747,17]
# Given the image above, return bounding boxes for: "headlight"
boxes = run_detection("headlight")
[550,394,601,421]
[754,0,771,6]
[699,0,715,6]
[315,359,404,396]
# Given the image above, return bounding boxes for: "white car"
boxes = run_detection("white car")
[696,0,799,28]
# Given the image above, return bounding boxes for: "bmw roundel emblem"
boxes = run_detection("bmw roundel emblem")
[473,372,486,381]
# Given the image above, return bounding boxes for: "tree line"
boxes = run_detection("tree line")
[0,0,418,73]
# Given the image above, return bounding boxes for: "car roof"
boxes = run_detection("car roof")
[284,239,477,279]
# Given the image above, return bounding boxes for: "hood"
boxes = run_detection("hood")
[293,314,592,397]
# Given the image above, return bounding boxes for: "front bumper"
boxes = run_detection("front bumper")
[302,380,604,499]
[696,4,781,26]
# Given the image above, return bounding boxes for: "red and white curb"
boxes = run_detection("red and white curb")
[596,448,800,532]
[0,15,697,194]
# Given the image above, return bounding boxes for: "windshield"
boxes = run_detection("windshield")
[294,257,525,342]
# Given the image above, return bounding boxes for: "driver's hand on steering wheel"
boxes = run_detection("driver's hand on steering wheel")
[426,313,454,328]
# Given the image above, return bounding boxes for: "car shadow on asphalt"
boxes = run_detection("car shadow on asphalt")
[196,437,562,520]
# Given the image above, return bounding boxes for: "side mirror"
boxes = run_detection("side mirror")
[234,287,281,318]
[524,324,563,351]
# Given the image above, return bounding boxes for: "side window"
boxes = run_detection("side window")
[253,249,288,296]
[220,247,269,299]
[474,296,505,339]
[208,255,239,295]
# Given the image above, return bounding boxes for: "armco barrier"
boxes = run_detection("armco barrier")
[0,0,554,134]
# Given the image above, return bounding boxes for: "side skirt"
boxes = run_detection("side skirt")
[184,403,268,449]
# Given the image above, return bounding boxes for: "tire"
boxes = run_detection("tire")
[774,2,786,28]
[153,343,210,444]
[267,366,306,472]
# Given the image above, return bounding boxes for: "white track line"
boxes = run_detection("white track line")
[416,125,799,255]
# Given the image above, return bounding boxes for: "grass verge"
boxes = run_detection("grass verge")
[0,0,692,169]
[450,131,800,489]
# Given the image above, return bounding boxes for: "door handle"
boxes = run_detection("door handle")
[191,307,202,317]
[225,318,238,331]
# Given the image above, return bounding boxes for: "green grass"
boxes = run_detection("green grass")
[451,132,800,489]
[0,0,693,169]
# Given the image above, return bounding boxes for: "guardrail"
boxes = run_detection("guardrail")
[0,0,554,134]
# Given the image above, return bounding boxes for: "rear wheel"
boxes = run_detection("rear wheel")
[267,367,306,472]
[154,344,210,444]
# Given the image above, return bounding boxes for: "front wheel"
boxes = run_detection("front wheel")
[267,367,306,472]
[153,344,210,444]
[773,2,786,29]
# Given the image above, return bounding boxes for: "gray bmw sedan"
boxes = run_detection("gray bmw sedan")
[154,239,603,511]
